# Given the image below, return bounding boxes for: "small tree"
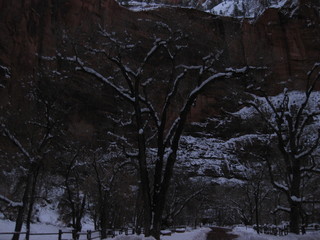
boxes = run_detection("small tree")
[59,149,88,238]
[231,167,270,232]
[162,174,205,227]
[88,146,136,238]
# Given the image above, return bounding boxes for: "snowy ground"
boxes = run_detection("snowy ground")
[0,219,209,240]
[0,219,71,240]
[232,226,320,240]
[1,220,320,240]
[110,228,210,240]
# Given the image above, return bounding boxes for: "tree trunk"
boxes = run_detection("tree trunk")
[100,203,108,239]
[26,167,40,240]
[142,203,151,237]
[289,162,301,234]
[255,199,260,234]
[149,178,172,240]
[12,173,32,240]
[134,190,144,232]
[134,90,152,238]
[73,195,86,240]
[12,206,26,240]
[255,184,260,234]
[150,204,163,240]
[290,201,301,234]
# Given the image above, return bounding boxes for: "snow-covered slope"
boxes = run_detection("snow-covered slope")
[117,0,288,18]
[177,135,258,182]
[176,90,320,184]
[208,0,287,18]
[174,128,273,186]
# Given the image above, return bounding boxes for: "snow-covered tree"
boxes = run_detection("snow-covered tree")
[70,26,250,239]
[246,63,320,234]
[0,84,66,240]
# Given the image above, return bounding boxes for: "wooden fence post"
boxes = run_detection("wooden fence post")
[58,229,62,240]
[26,230,30,240]
[87,230,91,240]
[72,229,76,240]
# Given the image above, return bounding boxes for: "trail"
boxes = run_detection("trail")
[206,227,238,240]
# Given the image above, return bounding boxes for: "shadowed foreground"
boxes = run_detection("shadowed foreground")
[206,227,239,240]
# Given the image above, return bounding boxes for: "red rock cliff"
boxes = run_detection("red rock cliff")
[0,0,319,123]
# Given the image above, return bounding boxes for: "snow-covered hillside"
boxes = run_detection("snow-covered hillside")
[117,0,288,18]
[177,134,266,182]
[208,0,287,18]
[176,90,320,182]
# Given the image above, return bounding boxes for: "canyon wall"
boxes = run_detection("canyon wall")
[0,0,319,124]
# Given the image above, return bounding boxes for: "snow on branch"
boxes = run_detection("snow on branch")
[291,195,305,203]
[107,131,133,148]
[105,114,132,127]
[109,55,138,80]
[165,67,252,146]
[295,130,320,159]
[1,124,34,163]
[98,26,127,48]
[164,117,180,146]
[124,150,139,159]
[273,205,290,213]
[137,38,169,75]
[0,64,11,79]
[0,194,23,207]
[76,58,135,103]
[37,55,57,61]
[186,67,250,103]
[160,71,187,128]
[176,64,202,70]
[306,62,320,85]
[273,181,289,192]
[165,71,187,101]
[139,96,160,128]
[301,161,320,174]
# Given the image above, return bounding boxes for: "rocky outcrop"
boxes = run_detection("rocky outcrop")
[0,0,319,124]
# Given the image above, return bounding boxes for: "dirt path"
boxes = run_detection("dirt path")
[206,227,239,240]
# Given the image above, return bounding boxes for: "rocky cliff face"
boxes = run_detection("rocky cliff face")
[0,0,121,74]
[0,0,319,124]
